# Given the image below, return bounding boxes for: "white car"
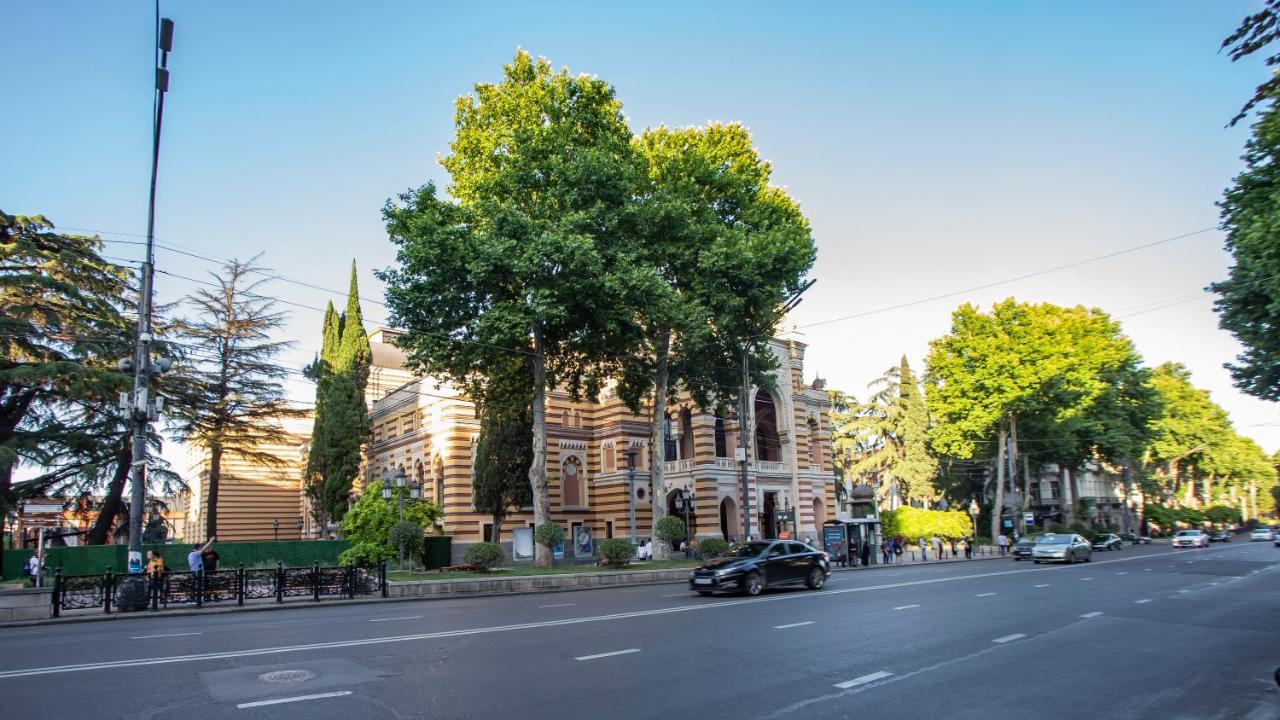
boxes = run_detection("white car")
[1172,529,1209,549]
[1250,527,1275,542]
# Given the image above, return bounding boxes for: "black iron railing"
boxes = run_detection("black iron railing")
[52,560,387,617]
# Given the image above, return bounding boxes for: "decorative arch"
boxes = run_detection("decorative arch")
[678,407,694,460]
[813,497,826,526]
[754,392,780,462]
[719,496,738,541]
[561,455,585,508]
[807,418,822,468]
[433,455,445,508]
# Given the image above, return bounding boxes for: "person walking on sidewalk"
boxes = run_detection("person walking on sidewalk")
[950,537,958,558]
[931,535,943,561]
[965,535,974,559]
[918,537,927,561]
[997,533,1009,557]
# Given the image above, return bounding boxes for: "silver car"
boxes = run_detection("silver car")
[1250,527,1275,542]
[1172,529,1209,549]
[1032,534,1092,564]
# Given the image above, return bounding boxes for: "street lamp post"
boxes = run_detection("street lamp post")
[626,449,638,548]
[296,516,304,539]
[968,498,980,556]
[272,518,279,543]
[675,488,695,556]
[382,469,418,571]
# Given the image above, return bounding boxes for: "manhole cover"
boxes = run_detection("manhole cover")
[258,670,316,684]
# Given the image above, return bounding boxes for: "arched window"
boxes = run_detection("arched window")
[714,414,728,458]
[561,456,584,508]
[808,419,821,468]
[813,497,826,525]
[574,410,582,428]
[679,408,694,460]
[562,409,570,426]
[663,414,676,462]
[754,393,780,462]
[604,442,616,473]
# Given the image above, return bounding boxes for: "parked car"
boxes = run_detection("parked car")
[1032,534,1092,564]
[1208,529,1232,542]
[1250,527,1276,542]
[1011,533,1045,561]
[689,540,829,596]
[1091,533,1123,551]
[1172,529,1210,549]
[1119,532,1152,545]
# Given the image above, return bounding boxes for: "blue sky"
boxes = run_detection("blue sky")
[3,1,1277,453]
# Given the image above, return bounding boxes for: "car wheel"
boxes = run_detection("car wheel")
[1033,560,1041,564]
[697,591,713,597]
[1065,552,1074,564]
[742,572,763,596]
[1084,553,1091,562]
[1014,557,1022,561]
[805,567,826,590]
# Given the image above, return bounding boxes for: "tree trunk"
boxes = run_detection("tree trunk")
[1021,453,1032,522]
[1183,468,1195,506]
[1061,464,1074,525]
[1068,466,1082,524]
[649,329,671,561]
[206,442,222,540]
[528,329,551,567]
[87,440,132,545]
[992,425,1007,541]
[492,514,504,549]
[1009,413,1023,533]
[1202,474,1213,507]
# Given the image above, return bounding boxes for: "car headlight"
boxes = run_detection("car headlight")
[714,567,738,577]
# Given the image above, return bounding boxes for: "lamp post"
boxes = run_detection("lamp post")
[968,498,980,555]
[382,469,419,570]
[625,449,638,548]
[296,516,304,539]
[675,488,694,556]
[272,518,279,543]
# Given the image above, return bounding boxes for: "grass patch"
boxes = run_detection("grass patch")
[387,559,700,582]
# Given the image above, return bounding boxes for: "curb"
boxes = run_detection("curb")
[0,550,1015,629]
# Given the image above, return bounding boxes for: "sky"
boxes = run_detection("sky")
[4,1,1278,476]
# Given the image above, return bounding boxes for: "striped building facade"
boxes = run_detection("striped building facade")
[366,325,837,550]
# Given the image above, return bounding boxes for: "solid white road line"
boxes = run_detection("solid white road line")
[1135,599,1152,604]
[1117,572,1128,575]
[1081,578,1094,581]
[537,603,575,608]
[1177,589,1191,594]
[1034,584,1050,588]
[237,691,352,709]
[893,605,920,610]
[369,616,421,622]
[1079,612,1103,618]
[975,593,996,597]
[575,648,641,661]
[774,621,815,629]
[0,546,1215,680]
[130,632,202,640]
[834,671,893,689]
[992,633,1026,644]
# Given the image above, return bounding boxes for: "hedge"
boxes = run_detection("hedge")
[2,540,351,580]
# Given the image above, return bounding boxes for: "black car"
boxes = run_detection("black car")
[1091,533,1123,551]
[1209,529,1232,542]
[1011,534,1044,561]
[689,540,829,596]
[1119,532,1152,545]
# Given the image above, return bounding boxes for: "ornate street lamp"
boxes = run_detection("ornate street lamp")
[968,499,981,555]
[626,448,638,548]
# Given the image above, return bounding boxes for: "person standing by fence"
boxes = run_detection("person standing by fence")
[188,538,214,602]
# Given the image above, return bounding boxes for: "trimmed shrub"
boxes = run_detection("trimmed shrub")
[1067,522,1091,536]
[655,516,686,545]
[534,521,564,550]
[597,538,634,568]
[880,506,973,541]
[699,537,730,559]
[339,541,392,566]
[389,520,424,561]
[463,542,505,571]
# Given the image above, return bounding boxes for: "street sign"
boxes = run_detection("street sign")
[1024,512,1035,525]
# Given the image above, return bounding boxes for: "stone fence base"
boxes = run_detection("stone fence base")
[389,568,690,599]
[0,587,52,622]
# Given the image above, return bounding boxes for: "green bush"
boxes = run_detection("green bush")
[880,506,973,541]
[597,538,634,568]
[699,537,730,559]
[1067,522,1091,536]
[389,520,424,560]
[339,541,392,566]
[534,521,564,550]
[654,516,686,545]
[463,542,505,571]
[1048,523,1068,534]
[340,480,442,563]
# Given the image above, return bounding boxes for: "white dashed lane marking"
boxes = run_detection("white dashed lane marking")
[774,621,815,629]
[834,671,893,689]
[992,633,1026,644]
[893,605,920,610]
[1080,612,1103,618]
[237,691,352,709]
[369,616,421,622]
[575,649,641,661]
[1034,584,1050,588]
[1135,599,1152,604]
[131,632,202,639]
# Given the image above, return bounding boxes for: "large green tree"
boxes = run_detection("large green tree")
[170,258,302,539]
[1212,98,1280,401]
[0,212,132,509]
[619,123,814,559]
[926,300,1150,535]
[472,359,535,545]
[381,51,641,566]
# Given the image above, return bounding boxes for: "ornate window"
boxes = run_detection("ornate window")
[603,441,616,473]
[561,456,584,508]
[808,419,821,468]
[714,415,728,458]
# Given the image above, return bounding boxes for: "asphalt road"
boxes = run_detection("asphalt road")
[1,540,1277,720]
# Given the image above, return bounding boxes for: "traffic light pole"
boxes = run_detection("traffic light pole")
[126,17,174,574]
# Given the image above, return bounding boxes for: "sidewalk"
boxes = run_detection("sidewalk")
[0,544,1011,628]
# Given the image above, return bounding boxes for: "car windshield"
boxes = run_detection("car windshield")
[1094,535,1112,541]
[1038,536,1070,546]
[1176,530,1200,537]
[1016,536,1040,545]
[723,542,772,558]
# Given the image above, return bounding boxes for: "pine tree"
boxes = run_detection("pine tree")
[170,258,301,539]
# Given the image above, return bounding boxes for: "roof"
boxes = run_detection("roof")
[371,340,407,370]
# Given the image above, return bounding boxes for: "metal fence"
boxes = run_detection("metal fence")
[51,560,387,617]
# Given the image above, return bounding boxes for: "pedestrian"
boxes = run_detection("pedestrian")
[997,533,1009,557]
[25,553,43,588]
[188,537,215,602]
[950,537,958,558]
[881,538,892,565]
[964,536,973,559]
[200,540,221,574]
[860,539,871,567]
[931,534,943,561]
[146,550,166,604]
[918,537,927,561]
